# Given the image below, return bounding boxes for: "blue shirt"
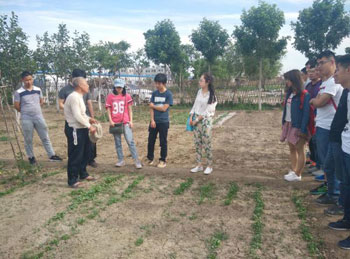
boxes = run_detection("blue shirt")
[151,89,173,123]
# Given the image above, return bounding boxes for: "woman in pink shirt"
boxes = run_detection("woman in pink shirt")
[106,79,142,169]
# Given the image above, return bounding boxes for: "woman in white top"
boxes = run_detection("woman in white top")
[189,72,217,175]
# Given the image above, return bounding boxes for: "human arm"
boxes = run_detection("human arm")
[14,102,20,112]
[70,97,91,129]
[309,93,332,108]
[106,107,114,127]
[128,105,134,128]
[40,98,44,106]
[149,103,170,112]
[87,100,94,118]
[150,106,156,128]
[300,93,310,135]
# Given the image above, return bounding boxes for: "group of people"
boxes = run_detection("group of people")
[280,51,350,249]
[13,70,217,187]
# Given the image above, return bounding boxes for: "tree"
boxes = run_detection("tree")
[106,40,132,77]
[0,12,35,89]
[291,0,350,59]
[346,47,350,54]
[71,31,93,73]
[190,18,230,72]
[131,48,150,83]
[144,19,182,71]
[233,1,288,110]
[49,24,72,111]
[34,32,52,105]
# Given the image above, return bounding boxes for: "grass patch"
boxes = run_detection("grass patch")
[206,230,229,259]
[121,175,144,198]
[173,178,193,195]
[135,237,144,246]
[249,185,264,258]
[292,193,325,258]
[0,135,9,141]
[224,182,239,206]
[41,171,61,179]
[198,182,215,205]
[213,112,229,125]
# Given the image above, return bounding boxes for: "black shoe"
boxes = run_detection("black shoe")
[324,204,344,216]
[28,157,36,165]
[339,236,350,250]
[50,155,62,162]
[310,183,327,195]
[328,220,350,230]
[88,161,98,168]
[316,194,337,205]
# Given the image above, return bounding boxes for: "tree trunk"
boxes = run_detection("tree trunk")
[98,73,102,112]
[44,74,49,106]
[258,58,262,111]
[55,78,59,112]
[208,63,211,73]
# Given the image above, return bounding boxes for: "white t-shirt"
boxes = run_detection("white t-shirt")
[342,94,350,154]
[315,77,343,130]
[285,93,294,122]
[190,89,217,118]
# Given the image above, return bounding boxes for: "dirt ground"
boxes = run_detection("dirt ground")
[0,106,349,258]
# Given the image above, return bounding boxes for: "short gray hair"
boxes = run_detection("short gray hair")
[72,77,86,88]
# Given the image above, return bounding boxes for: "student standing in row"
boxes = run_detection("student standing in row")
[281,70,310,182]
[146,73,173,168]
[189,72,217,175]
[310,51,343,205]
[105,79,142,169]
[14,71,62,164]
[328,54,350,249]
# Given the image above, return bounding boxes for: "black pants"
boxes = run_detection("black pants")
[309,135,318,165]
[88,140,97,164]
[147,122,169,162]
[65,124,89,186]
[66,121,96,164]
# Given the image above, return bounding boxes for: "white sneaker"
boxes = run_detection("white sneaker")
[135,161,142,169]
[191,166,203,173]
[312,170,324,177]
[204,167,213,175]
[115,161,125,167]
[285,170,295,178]
[284,172,301,182]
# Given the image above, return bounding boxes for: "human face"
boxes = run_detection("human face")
[22,75,33,89]
[307,68,320,82]
[199,75,208,90]
[285,79,292,88]
[155,81,165,91]
[334,64,350,87]
[80,79,89,94]
[116,87,123,94]
[317,57,335,77]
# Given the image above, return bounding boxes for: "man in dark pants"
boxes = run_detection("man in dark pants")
[59,69,98,167]
[146,73,173,168]
[64,77,96,188]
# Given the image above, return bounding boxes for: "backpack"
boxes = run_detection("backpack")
[300,90,316,136]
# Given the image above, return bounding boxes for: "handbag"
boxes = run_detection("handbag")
[186,114,196,131]
[109,96,126,135]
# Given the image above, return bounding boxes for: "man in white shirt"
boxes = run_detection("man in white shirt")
[310,50,343,205]
[64,77,97,188]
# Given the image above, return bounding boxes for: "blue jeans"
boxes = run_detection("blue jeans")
[324,142,342,201]
[21,117,55,158]
[316,127,330,170]
[113,124,139,162]
[342,151,350,220]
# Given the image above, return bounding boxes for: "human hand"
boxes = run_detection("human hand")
[109,121,114,127]
[89,118,97,124]
[89,126,96,134]
[129,122,134,128]
[150,120,156,128]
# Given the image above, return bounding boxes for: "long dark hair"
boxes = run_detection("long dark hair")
[283,69,304,95]
[113,87,126,96]
[202,72,217,104]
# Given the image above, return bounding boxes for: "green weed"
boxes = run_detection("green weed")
[249,186,264,258]
[198,182,215,205]
[206,230,229,259]
[224,182,239,206]
[173,178,193,195]
[135,237,144,246]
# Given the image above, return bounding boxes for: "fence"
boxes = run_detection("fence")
[169,78,285,106]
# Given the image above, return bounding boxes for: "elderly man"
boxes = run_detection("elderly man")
[59,69,98,168]
[64,77,96,188]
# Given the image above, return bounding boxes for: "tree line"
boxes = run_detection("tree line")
[0,0,349,94]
